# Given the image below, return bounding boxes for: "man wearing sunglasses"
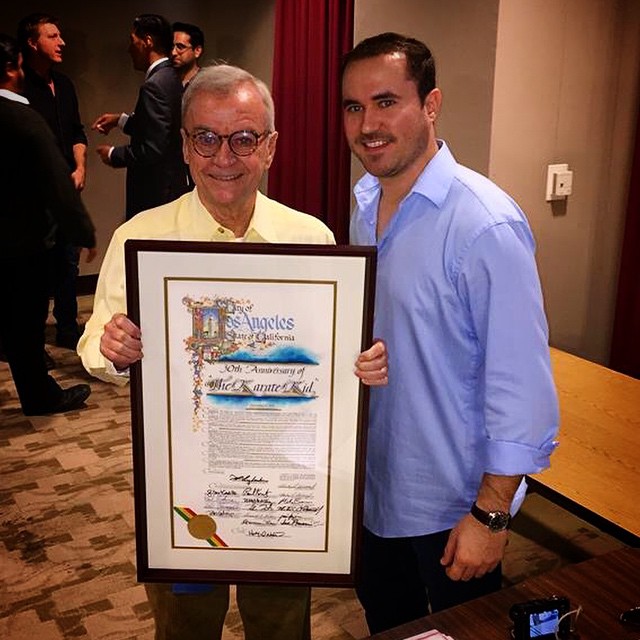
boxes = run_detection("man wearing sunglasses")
[78,64,388,639]
[172,22,203,88]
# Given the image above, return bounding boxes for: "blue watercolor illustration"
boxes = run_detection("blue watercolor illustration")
[219,346,318,365]
[206,395,316,408]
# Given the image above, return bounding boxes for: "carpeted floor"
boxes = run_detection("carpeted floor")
[0,298,626,639]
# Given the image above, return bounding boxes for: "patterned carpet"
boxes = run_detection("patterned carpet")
[0,298,626,639]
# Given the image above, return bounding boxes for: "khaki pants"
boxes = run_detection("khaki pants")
[145,583,311,640]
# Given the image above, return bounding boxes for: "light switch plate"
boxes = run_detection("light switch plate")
[554,170,573,196]
[546,163,568,201]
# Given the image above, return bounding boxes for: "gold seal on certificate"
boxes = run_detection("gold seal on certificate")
[187,514,218,540]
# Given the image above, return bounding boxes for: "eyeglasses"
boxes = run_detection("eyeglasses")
[185,129,271,158]
[172,42,193,52]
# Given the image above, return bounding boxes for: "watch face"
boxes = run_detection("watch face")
[487,511,510,532]
[470,502,511,531]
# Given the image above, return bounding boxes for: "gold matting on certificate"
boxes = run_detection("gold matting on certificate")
[125,240,376,586]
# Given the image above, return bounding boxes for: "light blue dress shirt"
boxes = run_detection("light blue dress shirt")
[351,141,559,538]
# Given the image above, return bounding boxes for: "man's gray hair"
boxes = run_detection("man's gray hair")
[182,64,275,131]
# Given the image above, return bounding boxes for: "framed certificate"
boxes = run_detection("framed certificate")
[124,240,376,586]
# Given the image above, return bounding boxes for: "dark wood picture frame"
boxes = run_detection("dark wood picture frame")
[125,240,376,586]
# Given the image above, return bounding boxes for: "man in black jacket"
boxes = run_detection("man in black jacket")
[0,33,96,415]
[18,13,95,351]
[93,14,190,219]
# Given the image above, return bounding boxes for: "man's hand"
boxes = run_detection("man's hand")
[96,145,112,166]
[71,167,86,191]
[355,340,388,386]
[92,112,120,135]
[440,514,508,581]
[100,313,143,371]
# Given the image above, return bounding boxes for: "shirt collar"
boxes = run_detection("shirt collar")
[146,57,168,78]
[0,89,29,104]
[243,191,281,242]
[24,65,50,84]
[354,140,456,211]
[189,189,276,243]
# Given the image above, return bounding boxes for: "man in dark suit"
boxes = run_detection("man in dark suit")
[0,33,95,415]
[93,14,190,219]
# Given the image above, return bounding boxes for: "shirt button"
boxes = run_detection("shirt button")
[217,227,225,234]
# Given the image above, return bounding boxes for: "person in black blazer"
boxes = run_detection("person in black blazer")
[93,14,190,219]
[0,34,96,415]
[18,13,96,351]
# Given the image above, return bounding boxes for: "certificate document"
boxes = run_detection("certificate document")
[125,241,376,585]
[171,278,334,552]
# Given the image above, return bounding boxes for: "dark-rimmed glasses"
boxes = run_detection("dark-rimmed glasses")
[185,129,271,158]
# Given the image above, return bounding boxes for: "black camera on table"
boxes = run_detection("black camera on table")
[509,595,571,639]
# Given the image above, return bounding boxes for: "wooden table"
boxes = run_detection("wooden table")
[367,547,640,639]
[527,348,640,545]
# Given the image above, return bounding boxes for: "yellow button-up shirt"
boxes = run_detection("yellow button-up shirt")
[78,188,335,384]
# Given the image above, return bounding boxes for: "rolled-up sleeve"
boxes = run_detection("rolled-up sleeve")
[458,220,559,475]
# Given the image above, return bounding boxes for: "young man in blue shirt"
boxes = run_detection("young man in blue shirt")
[342,32,559,634]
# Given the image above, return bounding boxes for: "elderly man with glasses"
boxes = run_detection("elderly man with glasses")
[78,63,387,640]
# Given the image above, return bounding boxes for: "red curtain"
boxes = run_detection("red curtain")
[610,98,640,378]
[268,0,354,244]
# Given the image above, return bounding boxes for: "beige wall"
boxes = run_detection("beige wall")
[490,0,640,364]
[0,1,276,274]
[353,0,640,364]
[354,0,500,174]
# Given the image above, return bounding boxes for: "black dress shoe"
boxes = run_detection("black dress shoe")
[24,384,91,416]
